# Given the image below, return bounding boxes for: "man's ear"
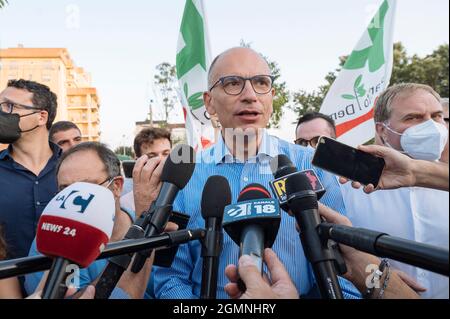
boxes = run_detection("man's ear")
[375,122,387,144]
[111,176,124,198]
[39,110,49,127]
[204,91,216,116]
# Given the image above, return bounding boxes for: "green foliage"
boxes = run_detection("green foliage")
[114,146,134,158]
[154,62,178,124]
[291,70,339,118]
[269,60,290,128]
[389,43,449,97]
[0,0,8,9]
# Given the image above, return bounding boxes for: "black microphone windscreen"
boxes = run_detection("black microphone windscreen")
[285,172,317,210]
[201,175,232,219]
[238,183,271,202]
[270,155,297,178]
[161,144,196,189]
[286,172,313,193]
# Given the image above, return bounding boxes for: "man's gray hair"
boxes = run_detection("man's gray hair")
[56,142,121,178]
[374,83,441,123]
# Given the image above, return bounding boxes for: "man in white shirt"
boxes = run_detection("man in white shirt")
[339,83,449,299]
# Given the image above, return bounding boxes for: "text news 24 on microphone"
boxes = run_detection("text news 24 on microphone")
[130,144,196,273]
[200,175,231,299]
[269,154,326,212]
[223,183,281,292]
[36,182,115,299]
[94,144,196,299]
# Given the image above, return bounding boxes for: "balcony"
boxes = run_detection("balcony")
[68,105,90,110]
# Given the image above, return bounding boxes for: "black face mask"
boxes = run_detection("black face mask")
[0,112,41,144]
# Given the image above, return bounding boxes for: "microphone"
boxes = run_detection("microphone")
[269,154,326,212]
[0,228,206,280]
[284,172,343,299]
[37,182,115,299]
[318,223,450,277]
[200,176,232,299]
[94,144,196,298]
[223,184,281,292]
[131,144,196,273]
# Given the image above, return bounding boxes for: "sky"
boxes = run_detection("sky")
[0,0,448,149]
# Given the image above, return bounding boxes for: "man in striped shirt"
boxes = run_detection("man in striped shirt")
[152,47,360,299]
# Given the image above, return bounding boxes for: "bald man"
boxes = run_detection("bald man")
[152,47,360,299]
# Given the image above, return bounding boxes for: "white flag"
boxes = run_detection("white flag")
[176,0,215,151]
[320,0,397,146]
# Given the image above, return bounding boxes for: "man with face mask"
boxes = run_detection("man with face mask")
[24,142,160,299]
[340,83,449,299]
[0,80,60,264]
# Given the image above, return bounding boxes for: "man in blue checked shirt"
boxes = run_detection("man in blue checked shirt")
[152,47,361,299]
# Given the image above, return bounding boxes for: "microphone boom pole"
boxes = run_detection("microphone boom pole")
[319,223,449,277]
[0,229,205,281]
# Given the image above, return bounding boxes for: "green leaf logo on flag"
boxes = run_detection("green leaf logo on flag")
[184,83,204,110]
[320,0,396,147]
[341,74,366,100]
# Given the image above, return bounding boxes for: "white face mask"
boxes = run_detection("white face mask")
[383,119,448,161]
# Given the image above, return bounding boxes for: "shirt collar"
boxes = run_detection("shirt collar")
[0,141,62,161]
[49,141,63,158]
[0,144,13,160]
[213,129,278,165]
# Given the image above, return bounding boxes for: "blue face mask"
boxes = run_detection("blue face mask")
[383,119,448,161]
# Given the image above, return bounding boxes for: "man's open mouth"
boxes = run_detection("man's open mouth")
[236,110,261,116]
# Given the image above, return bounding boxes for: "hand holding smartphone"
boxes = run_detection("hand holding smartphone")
[312,136,385,187]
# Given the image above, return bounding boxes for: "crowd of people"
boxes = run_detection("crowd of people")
[0,47,448,299]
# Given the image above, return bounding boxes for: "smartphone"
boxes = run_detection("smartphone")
[122,160,136,178]
[312,136,385,187]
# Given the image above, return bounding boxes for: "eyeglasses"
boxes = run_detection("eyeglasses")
[58,176,117,192]
[294,136,321,148]
[0,101,43,114]
[98,176,117,188]
[209,75,276,96]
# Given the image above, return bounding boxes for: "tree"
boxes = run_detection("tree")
[389,43,449,97]
[291,42,450,120]
[0,0,8,9]
[154,62,178,125]
[239,40,290,128]
[291,56,346,118]
[114,146,134,158]
[269,60,290,128]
